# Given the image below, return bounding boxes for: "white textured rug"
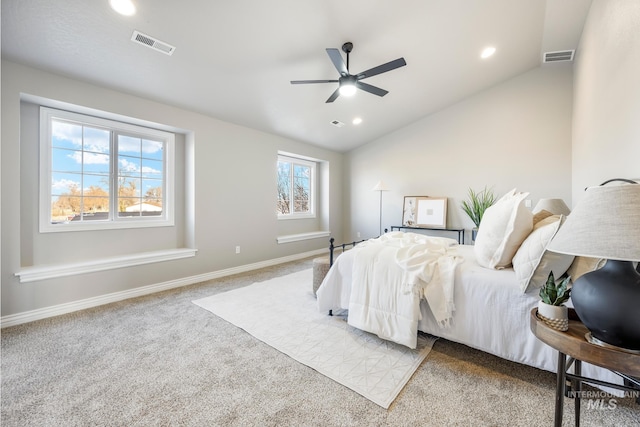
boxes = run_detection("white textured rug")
[193,268,436,408]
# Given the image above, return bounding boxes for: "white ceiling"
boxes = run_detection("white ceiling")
[1,0,592,152]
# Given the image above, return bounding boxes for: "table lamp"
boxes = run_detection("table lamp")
[546,179,640,352]
[533,198,571,216]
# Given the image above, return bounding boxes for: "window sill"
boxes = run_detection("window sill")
[39,217,174,233]
[16,248,197,283]
[276,231,330,244]
[277,214,317,221]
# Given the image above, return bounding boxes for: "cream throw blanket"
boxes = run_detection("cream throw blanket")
[347,232,463,349]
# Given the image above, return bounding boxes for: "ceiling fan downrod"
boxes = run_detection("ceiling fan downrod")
[342,42,353,74]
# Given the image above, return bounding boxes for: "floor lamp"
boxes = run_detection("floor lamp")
[372,180,389,236]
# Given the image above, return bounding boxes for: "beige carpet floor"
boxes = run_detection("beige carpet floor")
[193,268,436,408]
[2,257,639,426]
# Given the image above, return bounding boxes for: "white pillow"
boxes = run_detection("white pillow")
[512,215,574,293]
[567,256,606,282]
[474,189,533,269]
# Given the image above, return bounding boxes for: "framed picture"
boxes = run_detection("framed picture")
[402,196,447,228]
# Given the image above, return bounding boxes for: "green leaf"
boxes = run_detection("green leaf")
[539,271,572,306]
[460,186,496,228]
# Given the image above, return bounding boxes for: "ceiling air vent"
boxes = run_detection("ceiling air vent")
[330,120,345,128]
[131,31,175,56]
[543,50,574,63]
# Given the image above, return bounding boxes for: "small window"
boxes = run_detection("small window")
[40,107,175,232]
[277,154,315,219]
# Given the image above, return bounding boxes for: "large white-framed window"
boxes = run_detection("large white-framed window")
[39,107,175,232]
[277,154,316,219]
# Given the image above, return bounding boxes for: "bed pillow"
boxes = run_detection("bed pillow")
[512,215,574,293]
[567,256,606,282]
[474,189,533,269]
[532,209,553,225]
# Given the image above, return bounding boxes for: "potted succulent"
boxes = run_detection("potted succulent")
[461,186,496,241]
[537,272,572,331]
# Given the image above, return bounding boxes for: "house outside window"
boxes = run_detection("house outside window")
[40,107,175,232]
[277,154,315,219]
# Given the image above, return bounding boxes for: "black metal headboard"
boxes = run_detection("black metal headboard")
[328,237,365,266]
[328,229,388,266]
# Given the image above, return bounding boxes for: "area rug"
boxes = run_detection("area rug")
[193,268,436,408]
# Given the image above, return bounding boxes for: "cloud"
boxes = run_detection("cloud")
[52,121,82,147]
[52,120,109,153]
[119,158,161,175]
[68,151,110,165]
[119,158,139,173]
[142,139,163,154]
[141,165,161,174]
[52,120,162,158]
[118,136,163,155]
[52,178,79,192]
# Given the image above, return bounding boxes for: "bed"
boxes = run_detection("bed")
[316,233,624,388]
[318,236,562,370]
[317,189,626,390]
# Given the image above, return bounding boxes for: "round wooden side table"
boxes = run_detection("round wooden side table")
[530,307,640,427]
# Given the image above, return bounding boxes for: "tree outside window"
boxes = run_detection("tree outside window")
[277,155,315,218]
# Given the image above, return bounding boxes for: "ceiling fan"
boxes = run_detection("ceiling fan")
[291,42,407,103]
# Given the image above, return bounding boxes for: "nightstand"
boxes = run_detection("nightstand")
[530,308,640,427]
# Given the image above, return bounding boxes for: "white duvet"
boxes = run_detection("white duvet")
[317,234,622,388]
[318,232,462,349]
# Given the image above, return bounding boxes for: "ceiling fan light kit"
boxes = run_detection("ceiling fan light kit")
[339,77,357,97]
[291,42,406,103]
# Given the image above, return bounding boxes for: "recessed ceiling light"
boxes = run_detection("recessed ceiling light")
[352,117,363,125]
[481,46,496,59]
[110,0,136,16]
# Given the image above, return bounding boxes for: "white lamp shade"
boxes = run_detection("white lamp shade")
[546,184,640,261]
[372,180,389,192]
[533,198,571,215]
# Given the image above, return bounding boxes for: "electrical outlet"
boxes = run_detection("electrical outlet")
[357,232,361,238]
[235,246,241,254]
[525,199,532,208]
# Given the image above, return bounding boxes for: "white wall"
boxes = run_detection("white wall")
[571,0,640,202]
[345,65,574,242]
[1,61,343,317]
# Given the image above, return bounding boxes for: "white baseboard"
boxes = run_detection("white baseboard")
[1,248,326,328]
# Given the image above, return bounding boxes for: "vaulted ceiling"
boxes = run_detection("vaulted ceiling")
[1,0,592,152]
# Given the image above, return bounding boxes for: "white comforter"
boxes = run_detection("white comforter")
[317,238,623,390]
[317,232,462,349]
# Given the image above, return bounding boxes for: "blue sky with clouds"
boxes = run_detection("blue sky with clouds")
[51,120,163,197]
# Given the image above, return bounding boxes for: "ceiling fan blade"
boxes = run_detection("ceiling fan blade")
[291,79,339,84]
[357,58,407,80]
[326,48,348,76]
[356,81,388,97]
[325,87,341,103]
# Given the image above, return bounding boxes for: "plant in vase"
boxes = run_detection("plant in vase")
[538,272,572,331]
[460,186,496,241]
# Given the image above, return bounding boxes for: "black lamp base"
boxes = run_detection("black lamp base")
[585,332,640,354]
[572,260,640,351]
